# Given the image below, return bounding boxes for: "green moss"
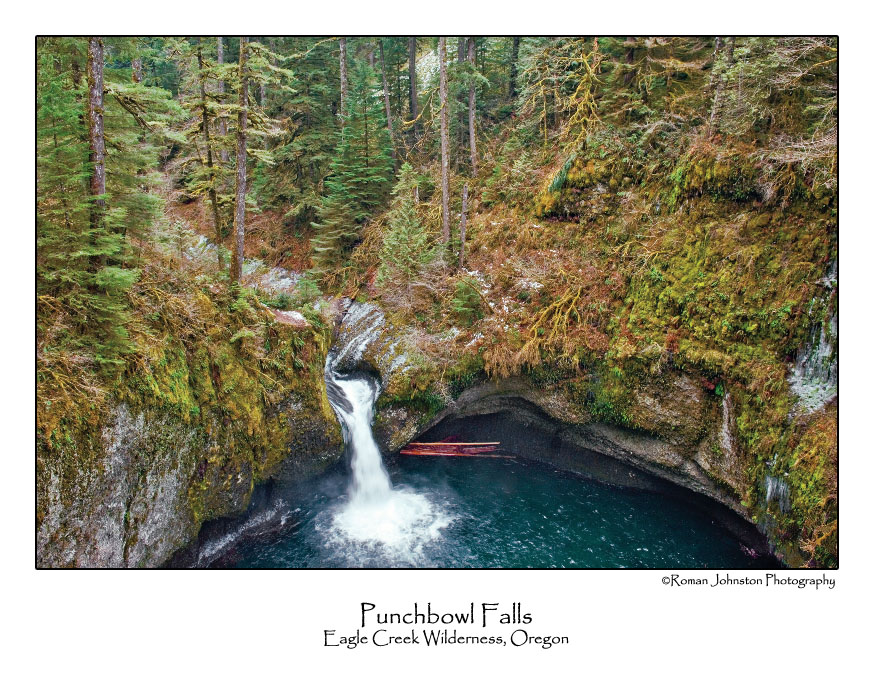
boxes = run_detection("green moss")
[37,272,341,552]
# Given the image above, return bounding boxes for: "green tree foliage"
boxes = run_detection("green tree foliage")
[251,37,340,231]
[102,38,184,237]
[712,37,837,194]
[168,38,292,246]
[450,278,483,325]
[310,62,394,275]
[377,163,433,291]
[37,38,179,369]
[166,38,235,246]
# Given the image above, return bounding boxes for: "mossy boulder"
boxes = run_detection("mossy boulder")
[37,289,342,567]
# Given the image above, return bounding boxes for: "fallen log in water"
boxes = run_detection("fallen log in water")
[405,442,499,449]
[399,442,512,459]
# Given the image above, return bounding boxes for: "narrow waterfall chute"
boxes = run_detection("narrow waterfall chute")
[330,375,392,503]
[320,307,452,565]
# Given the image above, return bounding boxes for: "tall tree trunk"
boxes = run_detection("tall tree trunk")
[439,37,450,245]
[71,58,83,88]
[705,37,722,136]
[408,37,420,141]
[509,36,520,100]
[197,44,224,268]
[394,50,403,138]
[468,37,478,175]
[131,58,146,144]
[459,183,468,269]
[379,40,398,172]
[262,37,278,111]
[623,37,637,87]
[457,37,467,166]
[339,37,348,119]
[707,36,735,138]
[230,37,249,285]
[86,37,106,229]
[217,37,229,162]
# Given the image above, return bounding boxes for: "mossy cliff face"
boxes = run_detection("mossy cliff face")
[372,362,750,516]
[359,141,837,567]
[371,340,833,566]
[324,302,739,512]
[37,291,341,568]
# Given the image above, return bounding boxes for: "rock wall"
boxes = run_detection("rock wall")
[37,310,342,568]
[327,301,752,517]
[37,396,340,568]
[376,374,750,517]
[38,296,830,567]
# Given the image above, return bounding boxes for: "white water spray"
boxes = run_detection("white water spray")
[322,342,451,565]
[331,376,392,503]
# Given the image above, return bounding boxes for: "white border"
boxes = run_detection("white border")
[12,3,872,676]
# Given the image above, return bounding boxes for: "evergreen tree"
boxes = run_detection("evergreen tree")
[378,39,398,171]
[377,163,433,293]
[251,37,340,230]
[310,63,393,274]
[408,37,420,143]
[439,37,450,244]
[168,37,292,277]
[37,37,178,367]
[101,38,182,238]
[339,37,348,118]
[467,37,478,174]
[230,36,250,284]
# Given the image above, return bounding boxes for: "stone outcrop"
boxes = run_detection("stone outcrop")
[374,373,750,517]
[37,396,340,567]
[37,330,342,568]
[36,299,782,566]
[326,301,751,517]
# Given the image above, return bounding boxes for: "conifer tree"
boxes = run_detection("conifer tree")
[339,37,348,118]
[468,37,478,175]
[196,41,225,266]
[311,63,394,274]
[456,37,468,161]
[378,39,398,171]
[378,163,433,294]
[509,37,520,100]
[255,37,340,229]
[37,37,178,367]
[230,37,249,284]
[217,37,229,162]
[408,37,420,142]
[167,37,292,281]
[86,37,106,229]
[167,38,235,259]
[439,37,450,244]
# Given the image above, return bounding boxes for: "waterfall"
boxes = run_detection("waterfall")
[319,303,451,565]
[789,260,837,413]
[328,373,392,503]
[764,475,790,515]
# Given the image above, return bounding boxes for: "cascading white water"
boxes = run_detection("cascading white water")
[331,376,392,503]
[789,260,837,414]
[321,343,451,565]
